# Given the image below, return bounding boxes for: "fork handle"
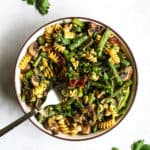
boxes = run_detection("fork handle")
[0,110,35,137]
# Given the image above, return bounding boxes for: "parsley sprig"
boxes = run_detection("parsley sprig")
[22,0,50,15]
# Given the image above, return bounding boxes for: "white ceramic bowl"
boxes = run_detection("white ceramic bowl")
[14,17,138,141]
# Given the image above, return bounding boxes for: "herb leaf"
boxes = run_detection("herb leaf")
[22,0,50,15]
[112,147,120,150]
[112,140,150,150]
[140,144,150,150]
[131,140,145,150]
[35,0,50,15]
[22,0,36,5]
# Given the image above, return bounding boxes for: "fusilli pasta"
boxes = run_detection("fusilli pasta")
[19,54,31,70]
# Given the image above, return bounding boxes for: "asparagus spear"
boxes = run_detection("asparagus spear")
[108,61,123,85]
[112,80,132,97]
[69,34,88,51]
[33,55,42,67]
[117,87,130,111]
[96,28,112,57]
[72,18,85,28]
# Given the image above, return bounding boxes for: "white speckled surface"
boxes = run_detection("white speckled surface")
[0,0,150,149]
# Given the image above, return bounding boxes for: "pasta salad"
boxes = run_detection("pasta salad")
[19,18,133,136]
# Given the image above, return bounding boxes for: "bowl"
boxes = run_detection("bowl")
[14,17,138,141]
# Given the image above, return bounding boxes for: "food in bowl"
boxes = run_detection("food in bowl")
[18,18,135,137]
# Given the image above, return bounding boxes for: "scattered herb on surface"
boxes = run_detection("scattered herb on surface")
[22,0,50,15]
[112,140,150,150]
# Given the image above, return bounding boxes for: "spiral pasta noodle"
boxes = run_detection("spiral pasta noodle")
[43,65,54,79]
[98,119,115,130]
[19,54,31,70]
[53,23,62,32]
[69,123,82,135]
[33,83,47,98]
[63,24,75,39]
[42,58,48,67]
[68,89,78,97]
[48,51,59,63]
[53,43,65,53]
[108,49,120,64]
[82,53,97,63]
[44,25,54,44]
[90,72,99,81]
[82,49,97,63]
[70,57,79,70]
[55,115,70,134]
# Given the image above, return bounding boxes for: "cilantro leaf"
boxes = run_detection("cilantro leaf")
[112,140,150,150]
[22,0,50,15]
[22,0,36,5]
[112,147,120,150]
[131,140,145,150]
[35,0,50,15]
[140,144,150,150]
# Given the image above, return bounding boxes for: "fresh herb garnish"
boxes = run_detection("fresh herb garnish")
[112,140,150,150]
[22,0,50,15]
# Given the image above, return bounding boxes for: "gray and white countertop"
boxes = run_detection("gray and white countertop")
[0,0,150,149]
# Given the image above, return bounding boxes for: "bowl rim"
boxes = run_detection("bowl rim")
[14,16,138,141]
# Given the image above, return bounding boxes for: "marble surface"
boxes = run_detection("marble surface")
[0,0,150,149]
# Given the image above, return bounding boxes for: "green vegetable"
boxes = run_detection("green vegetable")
[63,50,70,60]
[22,0,50,15]
[65,98,74,106]
[53,104,62,113]
[112,140,150,150]
[21,95,26,102]
[131,140,145,150]
[72,18,84,28]
[33,55,42,67]
[37,36,45,45]
[108,61,123,85]
[26,70,34,78]
[140,145,150,150]
[41,52,47,57]
[112,80,132,97]
[36,113,45,123]
[88,93,95,104]
[74,25,82,32]
[36,0,50,15]
[69,34,88,50]
[117,87,130,111]
[46,106,56,117]
[122,59,131,66]
[96,28,112,57]
[112,147,119,150]
[91,124,98,133]
[78,87,83,98]
[80,38,94,50]
[62,38,71,45]
[22,0,36,5]
[91,81,113,91]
